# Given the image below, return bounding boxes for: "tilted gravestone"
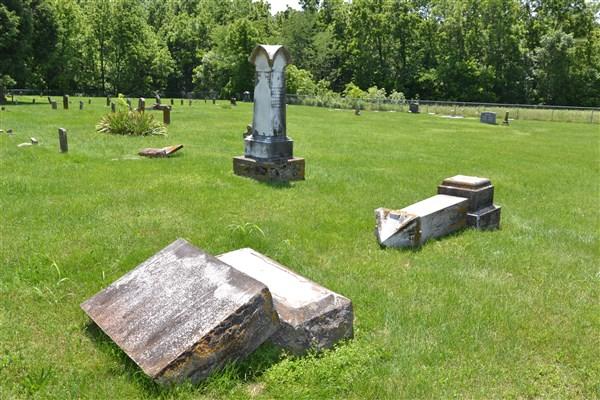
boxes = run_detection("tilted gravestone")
[58,128,68,153]
[47,96,52,104]
[81,239,279,384]
[63,95,69,110]
[480,111,496,125]
[233,45,305,182]
[217,248,353,354]
[375,175,501,248]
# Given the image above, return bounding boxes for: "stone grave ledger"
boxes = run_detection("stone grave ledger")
[375,195,468,248]
[233,44,305,182]
[81,239,279,384]
[217,248,353,354]
[437,175,501,229]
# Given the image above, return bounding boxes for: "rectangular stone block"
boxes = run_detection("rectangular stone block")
[409,103,419,113]
[233,156,304,182]
[467,205,501,230]
[217,248,353,354]
[81,239,279,384]
[480,111,496,124]
[375,194,468,248]
[437,175,494,212]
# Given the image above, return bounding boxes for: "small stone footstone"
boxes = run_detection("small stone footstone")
[480,111,497,124]
[30,137,38,144]
[217,248,353,354]
[138,144,183,158]
[375,194,468,248]
[80,239,279,384]
[437,175,501,229]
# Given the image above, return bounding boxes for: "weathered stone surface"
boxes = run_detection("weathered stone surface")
[375,194,468,248]
[51,101,57,110]
[63,95,69,110]
[409,103,419,113]
[58,128,68,153]
[437,175,494,212]
[81,239,279,384]
[217,248,353,354]
[138,144,183,158]
[480,111,496,124]
[467,205,501,230]
[233,156,304,182]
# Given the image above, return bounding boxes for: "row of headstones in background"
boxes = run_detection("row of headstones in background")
[233,44,305,182]
[81,239,353,384]
[375,175,501,248]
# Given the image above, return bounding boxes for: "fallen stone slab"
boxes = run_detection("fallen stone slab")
[138,144,183,158]
[375,194,468,248]
[217,248,353,354]
[81,239,279,384]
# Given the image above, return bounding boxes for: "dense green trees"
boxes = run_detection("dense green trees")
[0,0,598,106]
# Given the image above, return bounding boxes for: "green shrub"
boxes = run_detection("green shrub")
[96,95,167,136]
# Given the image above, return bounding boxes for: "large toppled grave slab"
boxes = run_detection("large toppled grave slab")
[375,194,468,248]
[81,239,279,384]
[217,248,353,354]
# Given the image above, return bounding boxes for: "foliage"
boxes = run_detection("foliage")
[95,96,167,136]
[0,0,598,105]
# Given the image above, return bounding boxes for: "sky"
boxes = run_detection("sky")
[265,0,302,14]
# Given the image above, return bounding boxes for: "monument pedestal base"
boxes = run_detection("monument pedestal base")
[467,205,501,230]
[233,156,305,182]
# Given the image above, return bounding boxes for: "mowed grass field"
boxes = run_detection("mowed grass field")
[0,98,598,399]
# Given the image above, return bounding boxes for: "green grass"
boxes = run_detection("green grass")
[1,97,599,399]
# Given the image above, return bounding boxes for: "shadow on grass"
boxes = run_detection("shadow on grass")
[258,180,293,189]
[84,321,283,397]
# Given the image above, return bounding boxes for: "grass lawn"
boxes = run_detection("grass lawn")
[1,98,598,399]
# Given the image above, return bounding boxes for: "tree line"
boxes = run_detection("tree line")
[1,0,599,106]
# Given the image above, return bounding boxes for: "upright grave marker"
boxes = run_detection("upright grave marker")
[58,128,68,153]
[63,95,69,110]
[138,98,145,113]
[233,45,305,182]
[480,111,496,124]
[79,101,83,110]
[111,102,116,113]
[51,101,57,110]
[106,96,110,107]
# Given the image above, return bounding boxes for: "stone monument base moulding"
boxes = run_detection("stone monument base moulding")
[233,156,305,182]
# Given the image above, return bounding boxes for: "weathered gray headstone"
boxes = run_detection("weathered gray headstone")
[163,106,171,125]
[80,239,279,384]
[503,111,510,125]
[63,95,69,110]
[106,96,110,107]
[111,102,116,113]
[243,91,251,102]
[58,128,68,153]
[51,101,57,110]
[138,98,145,113]
[375,195,468,248]
[230,97,237,106]
[155,94,161,105]
[180,99,184,106]
[480,111,496,124]
[217,248,353,354]
[79,101,83,110]
[437,175,501,229]
[409,102,419,113]
[170,98,174,105]
[233,44,305,182]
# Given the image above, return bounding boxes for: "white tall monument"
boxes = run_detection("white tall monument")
[233,45,305,182]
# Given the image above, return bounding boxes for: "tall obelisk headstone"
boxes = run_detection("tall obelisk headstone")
[233,44,305,182]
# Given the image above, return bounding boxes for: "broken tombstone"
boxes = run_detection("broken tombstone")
[375,175,502,248]
[138,144,183,158]
[217,248,353,354]
[80,238,279,384]
[437,175,501,229]
[375,195,468,248]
